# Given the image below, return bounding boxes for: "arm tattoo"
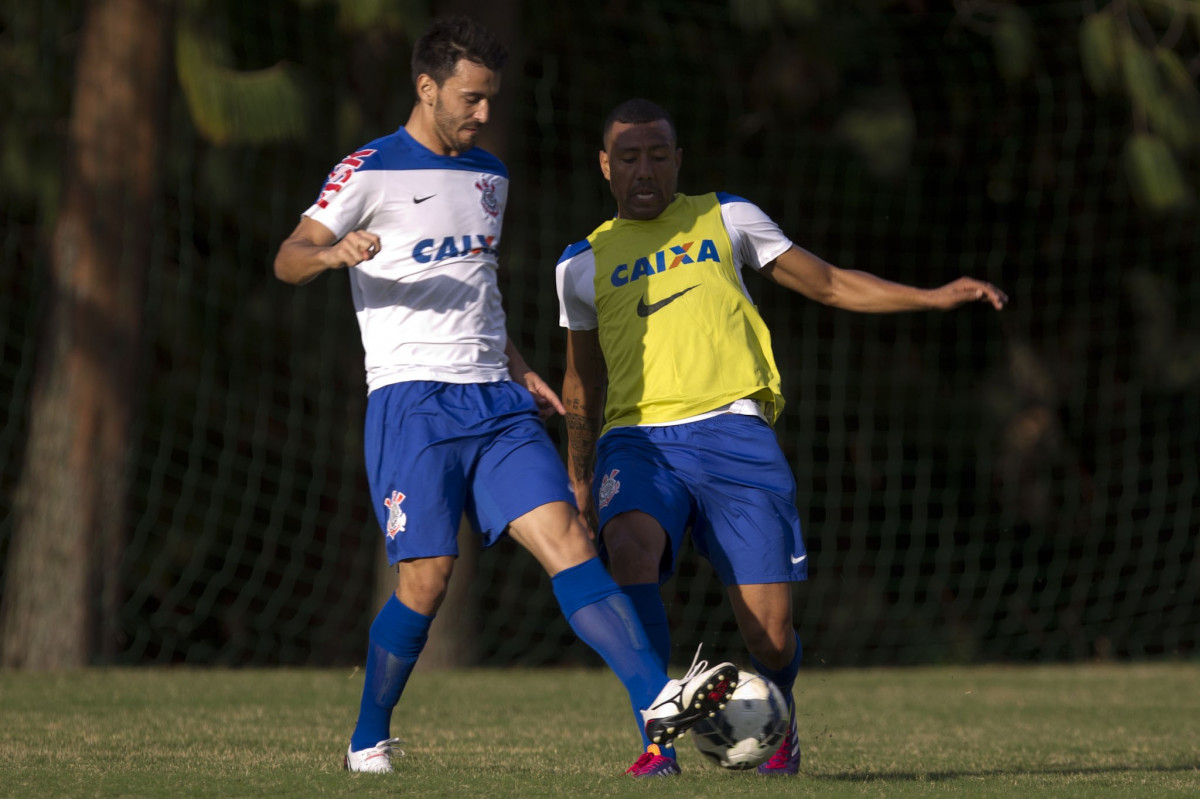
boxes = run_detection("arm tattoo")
[564,411,596,483]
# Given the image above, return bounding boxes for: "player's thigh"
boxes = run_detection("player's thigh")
[689,415,808,586]
[602,510,670,584]
[467,385,576,545]
[506,500,596,576]
[594,426,693,582]
[364,382,471,564]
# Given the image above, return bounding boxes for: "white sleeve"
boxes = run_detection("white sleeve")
[555,245,598,330]
[302,150,379,240]
[719,195,794,271]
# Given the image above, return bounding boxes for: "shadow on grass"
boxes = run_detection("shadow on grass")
[820,763,1200,782]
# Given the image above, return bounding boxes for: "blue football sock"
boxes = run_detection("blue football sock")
[350,595,431,752]
[620,583,671,669]
[552,558,668,722]
[620,582,675,756]
[751,631,803,714]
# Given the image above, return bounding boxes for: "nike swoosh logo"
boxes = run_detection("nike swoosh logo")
[636,285,699,317]
[791,554,807,564]
[413,194,435,204]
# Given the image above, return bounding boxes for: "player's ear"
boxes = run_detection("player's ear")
[416,73,437,106]
[599,150,611,181]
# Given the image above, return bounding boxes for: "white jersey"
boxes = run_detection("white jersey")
[303,126,511,393]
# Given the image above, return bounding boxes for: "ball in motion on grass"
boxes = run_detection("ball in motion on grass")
[691,670,787,769]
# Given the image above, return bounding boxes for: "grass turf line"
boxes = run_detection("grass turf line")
[1,664,1197,797]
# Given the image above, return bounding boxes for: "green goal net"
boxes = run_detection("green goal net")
[1,0,1196,668]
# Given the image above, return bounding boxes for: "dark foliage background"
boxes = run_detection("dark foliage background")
[1,0,1196,667]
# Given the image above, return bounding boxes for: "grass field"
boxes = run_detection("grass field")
[2,663,1197,797]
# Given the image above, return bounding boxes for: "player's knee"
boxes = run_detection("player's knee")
[743,626,795,669]
[603,527,663,583]
[511,508,600,574]
[554,519,600,561]
[396,558,453,614]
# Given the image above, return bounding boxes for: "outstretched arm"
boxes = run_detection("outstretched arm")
[760,245,1008,312]
[506,338,566,420]
[562,328,607,532]
[273,216,380,285]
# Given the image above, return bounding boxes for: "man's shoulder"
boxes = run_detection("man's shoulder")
[344,129,406,168]
[710,192,777,234]
[714,191,752,206]
[648,192,750,221]
[347,129,508,178]
[444,145,508,178]
[677,191,756,212]
[556,238,594,272]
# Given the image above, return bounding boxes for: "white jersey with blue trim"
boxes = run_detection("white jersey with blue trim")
[304,126,511,393]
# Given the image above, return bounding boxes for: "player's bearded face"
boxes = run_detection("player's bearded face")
[432,60,500,154]
[602,120,681,221]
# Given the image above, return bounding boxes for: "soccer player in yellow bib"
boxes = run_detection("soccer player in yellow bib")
[556,98,1008,777]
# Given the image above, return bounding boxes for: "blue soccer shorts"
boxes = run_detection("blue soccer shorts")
[363,380,575,565]
[594,413,808,586]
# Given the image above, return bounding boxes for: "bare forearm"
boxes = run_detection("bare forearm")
[823,268,936,312]
[826,270,1008,312]
[274,239,344,285]
[763,247,927,311]
[561,328,607,525]
[562,376,601,486]
[764,245,1007,312]
[505,337,530,380]
[272,220,380,286]
[507,337,565,418]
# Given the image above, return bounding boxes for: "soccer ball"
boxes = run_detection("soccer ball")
[691,670,788,769]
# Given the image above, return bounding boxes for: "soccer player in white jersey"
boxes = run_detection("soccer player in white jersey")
[274,24,737,776]
[556,98,1008,777]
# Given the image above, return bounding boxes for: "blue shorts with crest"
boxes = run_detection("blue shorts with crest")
[594,413,807,586]
[364,380,574,565]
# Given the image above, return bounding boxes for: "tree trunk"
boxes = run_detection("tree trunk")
[0,0,167,668]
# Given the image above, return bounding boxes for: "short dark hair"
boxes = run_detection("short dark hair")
[602,98,677,150]
[411,15,508,87]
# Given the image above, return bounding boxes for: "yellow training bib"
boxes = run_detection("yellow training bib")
[587,193,784,433]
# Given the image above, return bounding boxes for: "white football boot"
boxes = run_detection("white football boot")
[344,737,404,773]
[641,646,739,746]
